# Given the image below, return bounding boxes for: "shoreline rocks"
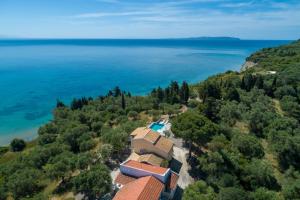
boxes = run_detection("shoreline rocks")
[240,61,257,72]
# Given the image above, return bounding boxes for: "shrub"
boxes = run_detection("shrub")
[10,138,26,152]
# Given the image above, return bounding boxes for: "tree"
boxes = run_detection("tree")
[250,188,283,200]
[283,178,300,200]
[45,151,76,182]
[10,138,26,152]
[201,97,220,122]
[7,168,41,199]
[224,88,240,102]
[183,181,216,200]
[198,81,221,103]
[172,111,219,158]
[70,97,89,110]
[121,92,126,109]
[38,133,57,145]
[0,180,7,200]
[241,73,255,91]
[56,99,66,108]
[170,81,180,95]
[232,134,264,159]
[76,153,93,170]
[242,159,279,190]
[198,151,227,177]
[99,144,113,163]
[73,164,112,200]
[248,105,274,137]
[254,75,264,89]
[157,86,164,101]
[128,110,138,120]
[61,125,90,153]
[272,135,300,170]
[280,96,300,119]
[274,86,297,99]
[218,187,248,200]
[91,121,103,134]
[113,86,121,97]
[180,81,190,104]
[102,128,128,154]
[218,101,241,126]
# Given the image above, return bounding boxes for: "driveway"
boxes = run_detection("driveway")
[172,146,194,189]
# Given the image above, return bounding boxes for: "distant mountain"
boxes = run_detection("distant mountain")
[183,36,241,41]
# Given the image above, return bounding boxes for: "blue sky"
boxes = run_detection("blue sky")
[0,0,299,39]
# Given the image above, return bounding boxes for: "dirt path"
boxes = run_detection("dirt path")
[172,146,194,189]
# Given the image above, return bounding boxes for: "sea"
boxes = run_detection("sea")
[0,39,289,145]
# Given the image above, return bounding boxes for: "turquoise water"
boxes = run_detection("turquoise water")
[0,39,289,145]
[150,123,164,132]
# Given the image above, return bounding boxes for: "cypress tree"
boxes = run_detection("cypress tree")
[121,93,126,109]
[180,81,189,104]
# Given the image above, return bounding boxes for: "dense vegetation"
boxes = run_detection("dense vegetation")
[1,40,300,200]
[0,85,183,199]
[179,40,300,200]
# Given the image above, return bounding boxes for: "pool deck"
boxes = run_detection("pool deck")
[148,120,171,136]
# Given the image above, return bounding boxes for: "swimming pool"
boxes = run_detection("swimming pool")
[150,123,164,132]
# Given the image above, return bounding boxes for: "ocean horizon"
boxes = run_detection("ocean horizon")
[0,39,290,145]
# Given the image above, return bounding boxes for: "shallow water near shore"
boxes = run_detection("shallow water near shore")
[0,39,289,145]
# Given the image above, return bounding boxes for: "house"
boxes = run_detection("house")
[114,160,179,200]
[120,160,170,183]
[131,127,174,160]
[129,152,164,166]
[113,175,164,200]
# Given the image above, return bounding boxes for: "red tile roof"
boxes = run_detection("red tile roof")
[130,127,150,137]
[115,173,137,185]
[123,160,168,175]
[154,136,174,154]
[133,128,160,143]
[113,176,164,200]
[168,171,179,190]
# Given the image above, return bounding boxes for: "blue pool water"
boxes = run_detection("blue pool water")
[0,39,289,144]
[150,123,165,132]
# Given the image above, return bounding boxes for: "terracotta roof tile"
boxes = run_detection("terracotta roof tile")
[115,173,137,185]
[144,131,160,143]
[113,176,164,200]
[130,127,150,137]
[154,136,174,154]
[132,127,161,143]
[139,154,164,166]
[123,160,168,175]
[168,171,179,190]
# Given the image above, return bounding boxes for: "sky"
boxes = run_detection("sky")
[0,0,299,39]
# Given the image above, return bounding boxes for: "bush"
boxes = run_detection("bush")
[250,188,283,200]
[183,181,216,200]
[218,187,248,200]
[232,134,264,159]
[10,138,26,152]
[0,146,9,156]
[242,159,279,190]
[73,164,112,199]
[128,111,138,120]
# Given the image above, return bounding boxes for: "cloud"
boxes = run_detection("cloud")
[63,0,300,39]
[72,10,160,19]
[220,1,253,8]
[95,0,120,3]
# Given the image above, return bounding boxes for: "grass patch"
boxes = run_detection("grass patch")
[261,139,284,184]
[273,99,285,116]
[233,121,249,134]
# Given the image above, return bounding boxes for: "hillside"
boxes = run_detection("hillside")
[0,40,300,200]
[180,40,300,200]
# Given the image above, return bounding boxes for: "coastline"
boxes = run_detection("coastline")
[0,39,288,146]
[0,127,38,146]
